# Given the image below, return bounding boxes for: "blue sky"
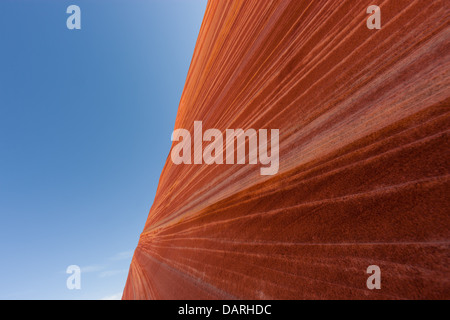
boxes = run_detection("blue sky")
[0,0,207,299]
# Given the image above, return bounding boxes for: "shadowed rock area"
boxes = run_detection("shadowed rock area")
[123,0,450,299]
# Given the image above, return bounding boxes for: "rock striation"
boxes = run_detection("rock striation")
[123,0,450,299]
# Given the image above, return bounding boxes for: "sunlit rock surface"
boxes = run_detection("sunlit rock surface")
[123,0,450,299]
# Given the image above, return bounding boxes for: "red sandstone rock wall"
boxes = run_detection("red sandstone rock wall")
[123,0,450,299]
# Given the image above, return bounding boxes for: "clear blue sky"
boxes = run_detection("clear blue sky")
[0,0,207,299]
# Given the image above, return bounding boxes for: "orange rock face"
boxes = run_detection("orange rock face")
[123,0,450,299]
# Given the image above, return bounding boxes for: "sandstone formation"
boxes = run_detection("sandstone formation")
[123,0,450,299]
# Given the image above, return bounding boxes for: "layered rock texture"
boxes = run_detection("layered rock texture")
[123,0,450,299]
